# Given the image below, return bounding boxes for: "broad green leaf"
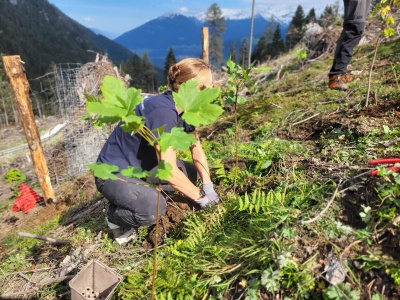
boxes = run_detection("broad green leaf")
[87,163,118,180]
[86,101,127,117]
[121,166,150,179]
[100,76,127,106]
[98,116,120,124]
[158,127,196,152]
[120,115,144,133]
[174,79,223,127]
[149,161,173,181]
[126,88,143,112]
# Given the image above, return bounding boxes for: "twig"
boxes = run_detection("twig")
[276,64,284,80]
[339,239,363,261]
[18,232,70,245]
[291,113,320,127]
[206,129,216,140]
[301,181,343,225]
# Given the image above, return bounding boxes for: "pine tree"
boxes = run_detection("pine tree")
[319,4,339,28]
[251,17,276,64]
[270,24,285,58]
[286,5,306,49]
[229,42,237,63]
[305,8,317,24]
[239,38,249,68]
[163,47,177,84]
[205,3,226,69]
[141,53,157,93]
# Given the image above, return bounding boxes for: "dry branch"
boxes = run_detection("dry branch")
[18,232,70,245]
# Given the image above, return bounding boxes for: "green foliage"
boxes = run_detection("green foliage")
[4,168,26,185]
[323,283,360,300]
[296,49,307,65]
[387,264,400,286]
[3,168,26,197]
[373,1,400,37]
[174,79,223,127]
[85,75,222,184]
[237,189,284,214]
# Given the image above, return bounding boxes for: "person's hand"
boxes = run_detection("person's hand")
[195,196,212,209]
[202,182,219,204]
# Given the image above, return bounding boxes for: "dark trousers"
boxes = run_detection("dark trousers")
[329,0,370,75]
[95,160,198,228]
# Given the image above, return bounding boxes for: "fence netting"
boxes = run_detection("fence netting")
[0,55,128,204]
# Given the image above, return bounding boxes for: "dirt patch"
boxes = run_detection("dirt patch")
[277,97,400,140]
[145,193,198,249]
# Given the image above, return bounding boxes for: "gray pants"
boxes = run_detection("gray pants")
[95,160,198,228]
[329,0,371,75]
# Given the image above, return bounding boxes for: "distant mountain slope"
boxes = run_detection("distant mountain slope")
[0,0,132,79]
[114,14,204,66]
[114,13,289,67]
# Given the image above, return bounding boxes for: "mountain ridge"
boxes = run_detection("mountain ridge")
[114,13,289,67]
[0,0,132,79]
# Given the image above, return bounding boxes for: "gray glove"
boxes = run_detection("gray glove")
[196,196,212,209]
[202,182,219,204]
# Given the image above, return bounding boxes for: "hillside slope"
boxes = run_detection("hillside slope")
[0,0,132,79]
[0,29,399,299]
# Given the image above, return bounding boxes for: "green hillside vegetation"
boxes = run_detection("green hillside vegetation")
[0,0,132,79]
[0,29,399,299]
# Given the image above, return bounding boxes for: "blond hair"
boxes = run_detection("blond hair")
[167,58,212,92]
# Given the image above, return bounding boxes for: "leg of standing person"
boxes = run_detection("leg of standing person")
[329,0,370,90]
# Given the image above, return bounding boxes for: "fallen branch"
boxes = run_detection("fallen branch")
[301,181,343,225]
[18,232,70,245]
[291,113,320,127]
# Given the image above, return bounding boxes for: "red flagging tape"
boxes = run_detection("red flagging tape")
[12,183,42,214]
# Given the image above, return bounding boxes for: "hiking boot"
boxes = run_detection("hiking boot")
[341,73,354,83]
[329,74,348,90]
[106,218,137,246]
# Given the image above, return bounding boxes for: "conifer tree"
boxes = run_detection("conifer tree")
[286,5,306,49]
[270,24,285,58]
[239,38,249,68]
[141,53,157,93]
[205,3,226,69]
[251,17,276,64]
[163,47,177,84]
[305,8,317,24]
[229,42,237,63]
[319,4,339,28]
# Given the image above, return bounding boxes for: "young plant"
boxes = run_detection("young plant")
[220,58,269,192]
[84,75,222,298]
[3,168,26,197]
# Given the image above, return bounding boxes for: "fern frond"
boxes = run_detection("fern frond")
[236,189,284,214]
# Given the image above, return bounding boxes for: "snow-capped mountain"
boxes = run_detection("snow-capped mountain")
[114,12,289,68]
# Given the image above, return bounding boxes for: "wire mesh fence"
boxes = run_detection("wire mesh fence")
[0,55,124,204]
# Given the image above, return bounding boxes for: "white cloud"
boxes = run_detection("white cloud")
[179,7,189,14]
[84,17,94,22]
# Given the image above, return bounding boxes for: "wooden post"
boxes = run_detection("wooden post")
[202,27,209,64]
[3,55,55,204]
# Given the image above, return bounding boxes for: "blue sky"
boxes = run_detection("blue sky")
[48,0,339,38]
